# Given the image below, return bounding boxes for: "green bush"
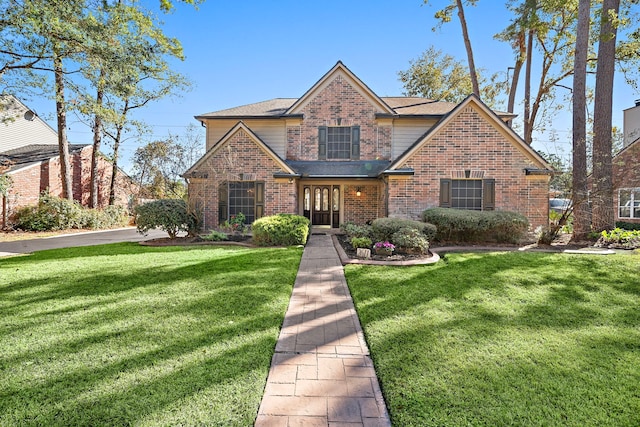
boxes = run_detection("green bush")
[12,194,129,231]
[596,228,640,249]
[616,221,640,231]
[340,221,372,239]
[252,214,310,246]
[422,207,529,243]
[370,217,437,242]
[392,227,430,254]
[350,236,373,249]
[134,199,197,239]
[200,230,229,241]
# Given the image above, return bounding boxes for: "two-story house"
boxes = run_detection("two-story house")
[184,61,553,231]
[614,100,640,224]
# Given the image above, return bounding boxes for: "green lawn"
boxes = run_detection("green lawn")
[0,243,303,426]
[345,251,640,427]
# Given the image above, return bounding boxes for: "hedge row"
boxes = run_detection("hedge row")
[12,194,128,231]
[421,207,529,243]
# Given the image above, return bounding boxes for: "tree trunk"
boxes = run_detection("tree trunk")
[108,123,123,206]
[53,46,73,201]
[90,74,105,209]
[523,26,534,145]
[456,0,480,97]
[507,31,525,118]
[591,0,620,233]
[571,0,591,241]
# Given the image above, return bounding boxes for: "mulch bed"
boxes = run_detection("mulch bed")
[336,234,434,262]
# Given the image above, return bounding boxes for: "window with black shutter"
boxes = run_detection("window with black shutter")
[439,178,495,211]
[318,126,360,160]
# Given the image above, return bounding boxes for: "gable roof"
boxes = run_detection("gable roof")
[183,121,295,178]
[285,61,396,116]
[195,98,298,119]
[614,135,640,159]
[1,144,88,173]
[195,96,515,121]
[1,95,58,152]
[388,94,553,171]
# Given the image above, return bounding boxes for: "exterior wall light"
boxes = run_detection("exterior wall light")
[356,187,362,197]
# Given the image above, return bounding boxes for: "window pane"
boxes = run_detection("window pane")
[322,188,329,211]
[619,189,632,218]
[304,187,310,211]
[333,188,340,211]
[314,188,321,211]
[327,127,351,159]
[451,180,482,210]
[229,181,256,223]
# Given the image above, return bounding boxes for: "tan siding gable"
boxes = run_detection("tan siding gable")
[206,119,286,157]
[391,118,438,159]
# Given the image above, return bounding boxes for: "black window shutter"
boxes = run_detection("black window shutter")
[351,126,360,160]
[440,179,451,208]
[318,126,327,160]
[483,178,495,211]
[218,182,228,223]
[255,182,265,220]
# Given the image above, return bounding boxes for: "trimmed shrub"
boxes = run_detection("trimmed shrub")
[340,221,372,239]
[134,199,197,239]
[252,214,310,246]
[371,217,437,242]
[616,221,640,231]
[422,207,529,243]
[392,227,430,254]
[350,236,373,249]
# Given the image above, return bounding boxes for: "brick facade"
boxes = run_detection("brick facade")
[613,140,640,224]
[287,74,392,161]
[389,106,549,228]
[188,129,297,230]
[2,145,135,228]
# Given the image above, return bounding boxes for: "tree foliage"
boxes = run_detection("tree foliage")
[398,46,505,106]
[132,124,203,199]
[0,0,191,206]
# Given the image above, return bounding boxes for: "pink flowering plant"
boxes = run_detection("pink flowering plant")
[373,241,395,251]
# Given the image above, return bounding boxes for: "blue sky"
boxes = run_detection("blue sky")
[23,0,640,172]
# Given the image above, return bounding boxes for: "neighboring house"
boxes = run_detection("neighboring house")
[623,100,640,148]
[1,94,58,150]
[1,95,136,228]
[184,61,553,231]
[613,135,640,225]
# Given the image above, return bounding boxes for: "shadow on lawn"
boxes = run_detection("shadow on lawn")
[346,251,640,425]
[0,244,302,426]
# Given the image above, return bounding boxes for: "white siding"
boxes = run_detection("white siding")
[391,118,437,159]
[624,103,640,147]
[206,119,286,157]
[1,96,58,152]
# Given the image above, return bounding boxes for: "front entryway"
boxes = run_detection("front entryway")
[303,185,340,228]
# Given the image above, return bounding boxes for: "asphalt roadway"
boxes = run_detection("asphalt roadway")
[0,227,169,258]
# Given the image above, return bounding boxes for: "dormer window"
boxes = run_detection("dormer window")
[318,126,360,160]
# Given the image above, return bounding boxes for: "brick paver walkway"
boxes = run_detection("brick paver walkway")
[255,234,391,426]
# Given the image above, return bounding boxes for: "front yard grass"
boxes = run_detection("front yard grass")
[345,251,640,426]
[0,243,303,426]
